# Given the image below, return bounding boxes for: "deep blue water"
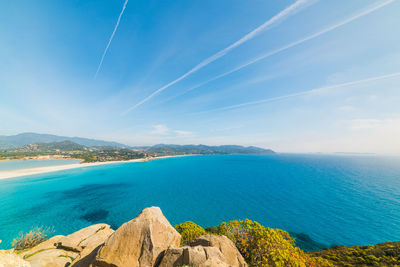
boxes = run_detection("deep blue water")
[1,154,400,250]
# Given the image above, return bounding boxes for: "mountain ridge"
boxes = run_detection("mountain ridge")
[0,133,275,154]
[0,133,128,149]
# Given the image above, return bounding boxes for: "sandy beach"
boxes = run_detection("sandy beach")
[0,155,189,180]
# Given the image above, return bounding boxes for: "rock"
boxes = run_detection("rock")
[70,228,114,267]
[154,247,183,266]
[54,224,111,252]
[190,235,247,267]
[23,248,78,267]
[18,235,64,259]
[0,250,31,267]
[93,207,181,267]
[201,258,229,267]
[155,246,227,267]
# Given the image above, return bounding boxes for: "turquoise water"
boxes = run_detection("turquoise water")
[0,159,80,171]
[1,154,400,250]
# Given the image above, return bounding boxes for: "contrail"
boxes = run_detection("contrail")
[122,0,313,114]
[94,0,129,79]
[191,72,400,114]
[164,0,395,103]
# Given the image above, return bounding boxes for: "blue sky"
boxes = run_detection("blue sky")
[1,0,399,153]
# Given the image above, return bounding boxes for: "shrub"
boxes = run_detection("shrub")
[309,241,400,266]
[12,226,54,251]
[211,219,332,267]
[174,221,207,245]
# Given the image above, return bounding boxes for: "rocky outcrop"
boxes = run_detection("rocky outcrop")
[25,248,78,267]
[155,245,228,267]
[0,207,247,267]
[0,250,31,267]
[1,224,113,267]
[54,224,112,253]
[155,235,248,267]
[190,235,247,267]
[18,235,64,259]
[93,207,181,267]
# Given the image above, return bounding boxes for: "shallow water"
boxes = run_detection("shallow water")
[0,159,80,171]
[1,154,400,250]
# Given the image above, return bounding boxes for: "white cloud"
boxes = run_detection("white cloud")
[150,125,193,136]
[347,118,400,131]
[151,124,169,135]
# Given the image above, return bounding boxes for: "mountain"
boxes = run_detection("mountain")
[0,133,128,149]
[15,141,86,152]
[145,144,275,155]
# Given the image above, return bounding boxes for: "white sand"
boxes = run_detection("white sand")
[0,155,190,180]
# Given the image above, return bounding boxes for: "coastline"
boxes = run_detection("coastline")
[0,155,192,180]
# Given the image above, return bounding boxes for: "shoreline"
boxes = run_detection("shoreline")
[0,155,193,180]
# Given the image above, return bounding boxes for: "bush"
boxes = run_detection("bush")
[174,221,207,245]
[211,219,332,267]
[310,241,400,266]
[12,226,54,251]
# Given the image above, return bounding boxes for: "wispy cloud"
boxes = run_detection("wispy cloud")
[122,0,313,113]
[151,124,169,135]
[164,0,395,102]
[150,124,193,136]
[94,0,129,79]
[192,72,400,114]
[347,119,389,130]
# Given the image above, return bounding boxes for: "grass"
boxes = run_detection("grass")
[12,226,54,251]
[14,248,29,255]
[23,248,53,259]
[95,226,106,233]
[59,254,76,262]
[77,225,107,247]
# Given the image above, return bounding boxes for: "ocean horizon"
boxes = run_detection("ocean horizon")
[1,154,400,251]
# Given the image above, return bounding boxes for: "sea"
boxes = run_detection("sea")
[0,154,400,251]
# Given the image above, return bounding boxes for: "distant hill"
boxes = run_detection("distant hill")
[15,141,86,152]
[0,133,275,155]
[144,144,275,155]
[0,133,128,149]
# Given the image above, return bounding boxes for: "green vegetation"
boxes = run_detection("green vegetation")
[0,141,146,163]
[174,221,207,245]
[0,141,274,163]
[12,226,54,251]
[23,248,53,259]
[310,241,400,266]
[175,220,331,266]
[59,254,76,262]
[95,226,106,233]
[145,144,274,156]
[207,219,332,267]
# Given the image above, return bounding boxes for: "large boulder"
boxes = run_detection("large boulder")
[93,207,181,267]
[54,224,111,253]
[190,235,247,267]
[0,250,31,267]
[155,246,228,267]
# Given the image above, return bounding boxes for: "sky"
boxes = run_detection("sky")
[1,0,399,153]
